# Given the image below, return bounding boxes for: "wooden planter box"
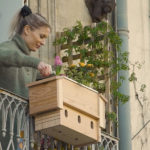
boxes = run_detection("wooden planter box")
[28,76,107,146]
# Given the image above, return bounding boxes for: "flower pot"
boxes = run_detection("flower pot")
[28,76,107,146]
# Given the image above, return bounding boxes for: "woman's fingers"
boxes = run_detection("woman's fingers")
[38,62,52,77]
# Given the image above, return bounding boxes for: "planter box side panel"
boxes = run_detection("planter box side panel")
[36,106,100,146]
[29,80,58,115]
[99,97,106,129]
[35,110,61,131]
[62,78,99,117]
[61,105,99,141]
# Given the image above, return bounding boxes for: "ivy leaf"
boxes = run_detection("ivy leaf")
[129,72,137,81]
[140,84,146,92]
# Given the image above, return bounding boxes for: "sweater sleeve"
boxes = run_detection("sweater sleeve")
[0,48,40,68]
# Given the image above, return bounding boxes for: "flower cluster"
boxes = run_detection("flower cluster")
[63,62,105,92]
[54,56,63,66]
[54,56,63,75]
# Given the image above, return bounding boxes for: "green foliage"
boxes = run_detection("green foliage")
[140,84,146,92]
[106,112,118,125]
[129,72,137,81]
[54,21,130,104]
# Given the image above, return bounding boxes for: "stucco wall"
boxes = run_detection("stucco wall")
[127,0,150,149]
[55,0,92,32]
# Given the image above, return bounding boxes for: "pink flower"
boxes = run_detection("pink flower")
[54,56,62,66]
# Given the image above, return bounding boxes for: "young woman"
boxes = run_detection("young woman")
[0,5,52,98]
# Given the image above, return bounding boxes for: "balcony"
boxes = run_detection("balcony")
[0,89,118,150]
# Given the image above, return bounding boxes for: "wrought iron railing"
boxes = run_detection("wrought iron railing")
[33,132,119,150]
[0,89,119,150]
[0,89,31,150]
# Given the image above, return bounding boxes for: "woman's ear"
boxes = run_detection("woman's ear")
[23,25,31,35]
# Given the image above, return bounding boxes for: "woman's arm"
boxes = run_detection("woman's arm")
[0,48,40,68]
[0,48,52,77]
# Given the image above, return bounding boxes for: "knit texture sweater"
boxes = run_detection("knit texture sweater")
[0,34,41,98]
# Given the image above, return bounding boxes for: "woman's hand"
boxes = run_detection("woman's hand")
[37,61,52,77]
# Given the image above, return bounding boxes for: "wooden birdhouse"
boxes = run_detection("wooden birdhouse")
[28,76,107,146]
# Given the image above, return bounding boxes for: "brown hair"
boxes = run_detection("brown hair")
[9,5,51,38]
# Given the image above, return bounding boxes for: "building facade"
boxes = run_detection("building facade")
[0,0,150,149]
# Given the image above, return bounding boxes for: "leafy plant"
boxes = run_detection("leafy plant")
[54,21,129,104]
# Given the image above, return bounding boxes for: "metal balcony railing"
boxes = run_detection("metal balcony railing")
[0,89,30,150]
[33,132,119,150]
[0,89,119,150]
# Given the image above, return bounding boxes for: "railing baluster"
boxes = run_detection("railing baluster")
[44,134,48,150]
[50,137,55,150]
[64,143,68,150]
[57,141,61,150]
[29,117,35,149]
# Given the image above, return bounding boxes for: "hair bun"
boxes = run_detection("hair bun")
[20,5,32,17]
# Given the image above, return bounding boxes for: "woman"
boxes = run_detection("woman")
[0,5,52,98]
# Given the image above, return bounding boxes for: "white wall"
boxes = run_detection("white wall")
[127,0,150,149]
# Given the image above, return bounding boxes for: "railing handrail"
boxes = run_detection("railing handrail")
[102,131,119,141]
[0,87,28,101]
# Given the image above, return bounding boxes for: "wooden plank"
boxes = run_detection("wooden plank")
[62,78,99,117]
[29,80,60,115]
[56,78,64,110]
[61,105,99,140]
[99,96,106,129]
[40,125,98,146]
[27,76,62,87]
[35,106,100,146]
[63,102,99,120]
[35,110,61,130]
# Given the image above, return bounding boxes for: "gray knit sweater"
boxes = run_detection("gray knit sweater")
[0,34,41,98]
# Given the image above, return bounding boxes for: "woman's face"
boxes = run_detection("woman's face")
[23,26,50,51]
